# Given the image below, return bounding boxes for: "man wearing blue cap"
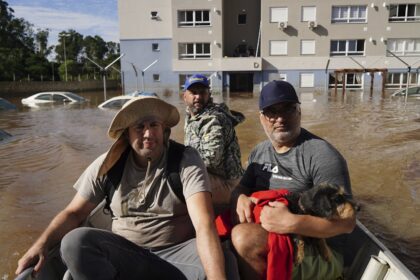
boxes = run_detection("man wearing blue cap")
[230,80,356,279]
[183,74,244,210]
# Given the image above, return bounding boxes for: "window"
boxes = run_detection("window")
[35,94,52,101]
[270,40,288,55]
[178,10,210,26]
[332,6,367,23]
[151,11,159,19]
[387,39,420,56]
[153,74,160,82]
[386,72,419,88]
[271,7,288,22]
[389,4,420,22]
[301,40,316,55]
[152,43,159,51]
[302,6,316,21]
[179,43,211,59]
[300,73,314,87]
[328,73,363,88]
[238,13,247,24]
[330,40,365,56]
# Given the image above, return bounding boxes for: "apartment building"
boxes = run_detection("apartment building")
[118,0,420,94]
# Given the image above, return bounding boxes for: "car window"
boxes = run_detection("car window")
[103,99,131,109]
[35,94,52,101]
[64,92,85,101]
[53,94,70,102]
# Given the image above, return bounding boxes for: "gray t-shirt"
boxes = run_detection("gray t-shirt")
[73,145,211,249]
[240,128,351,196]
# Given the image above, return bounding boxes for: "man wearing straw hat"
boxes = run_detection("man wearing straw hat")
[16,95,235,279]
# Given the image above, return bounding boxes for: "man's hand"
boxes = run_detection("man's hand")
[15,243,48,276]
[260,201,295,234]
[236,194,259,223]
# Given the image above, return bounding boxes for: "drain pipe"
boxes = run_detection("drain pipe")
[324,59,330,94]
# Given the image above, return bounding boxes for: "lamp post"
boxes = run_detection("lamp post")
[60,33,70,82]
[141,59,158,92]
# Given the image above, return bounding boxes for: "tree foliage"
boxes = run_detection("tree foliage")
[0,0,120,81]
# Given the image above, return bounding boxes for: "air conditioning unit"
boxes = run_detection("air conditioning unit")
[308,21,317,29]
[278,21,288,30]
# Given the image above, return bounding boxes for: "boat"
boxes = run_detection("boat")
[15,201,418,280]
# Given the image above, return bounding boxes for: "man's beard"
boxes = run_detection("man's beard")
[264,125,301,146]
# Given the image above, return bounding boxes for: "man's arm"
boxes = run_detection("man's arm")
[186,192,226,280]
[196,117,225,171]
[260,201,356,238]
[16,193,97,275]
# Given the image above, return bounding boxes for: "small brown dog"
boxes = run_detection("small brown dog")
[285,183,358,264]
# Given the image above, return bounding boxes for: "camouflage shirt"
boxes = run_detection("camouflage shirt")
[184,101,245,180]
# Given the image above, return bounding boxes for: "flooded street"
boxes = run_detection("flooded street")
[1,89,420,278]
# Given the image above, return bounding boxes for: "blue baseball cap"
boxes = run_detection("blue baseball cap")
[259,80,300,110]
[183,74,209,90]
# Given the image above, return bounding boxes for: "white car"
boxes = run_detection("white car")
[21,92,87,106]
[98,95,134,109]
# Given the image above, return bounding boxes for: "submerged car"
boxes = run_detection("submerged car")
[0,98,17,110]
[21,92,87,106]
[391,86,420,97]
[98,92,158,109]
[126,90,157,97]
[98,95,134,109]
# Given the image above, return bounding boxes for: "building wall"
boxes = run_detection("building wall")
[118,0,420,92]
[120,39,179,94]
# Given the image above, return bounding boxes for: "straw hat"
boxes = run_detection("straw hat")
[108,96,180,139]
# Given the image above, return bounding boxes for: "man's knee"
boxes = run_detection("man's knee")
[231,223,267,257]
[61,227,95,261]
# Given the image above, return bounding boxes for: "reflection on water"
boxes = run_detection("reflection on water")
[0,90,419,277]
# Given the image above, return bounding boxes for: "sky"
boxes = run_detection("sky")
[7,0,119,46]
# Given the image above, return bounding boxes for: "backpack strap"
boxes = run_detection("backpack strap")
[165,140,186,203]
[103,140,186,216]
[103,147,131,215]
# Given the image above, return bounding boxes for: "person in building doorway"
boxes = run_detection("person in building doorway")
[16,95,239,280]
[183,74,245,211]
[230,80,356,280]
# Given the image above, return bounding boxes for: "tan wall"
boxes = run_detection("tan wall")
[118,0,172,39]
[261,0,420,70]
[171,0,223,69]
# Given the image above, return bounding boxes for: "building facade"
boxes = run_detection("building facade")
[118,0,420,94]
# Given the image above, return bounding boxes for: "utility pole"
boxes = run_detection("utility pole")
[60,33,70,82]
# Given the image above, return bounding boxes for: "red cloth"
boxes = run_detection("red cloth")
[251,190,294,280]
[214,189,294,280]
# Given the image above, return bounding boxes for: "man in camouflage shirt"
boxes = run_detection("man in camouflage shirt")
[183,74,244,206]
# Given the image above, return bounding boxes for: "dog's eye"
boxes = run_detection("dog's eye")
[334,196,345,204]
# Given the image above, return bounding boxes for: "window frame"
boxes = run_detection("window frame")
[301,6,317,22]
[238,13,247,25]
[332,5,367,23]
[178,43,211,59]
[270,40,288,56]
[301,40,316,55]
[152,43,160,52]
[330,39,365,56]
[178,10,211,27]
[389,4,420,22]
[270,7,288,22]
[387,38,420,56]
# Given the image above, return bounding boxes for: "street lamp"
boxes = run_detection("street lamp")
[60,33,70,82]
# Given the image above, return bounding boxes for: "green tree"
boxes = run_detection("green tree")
[55,30,84,63]
[0,0,37,80]
[83,35,107,61]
